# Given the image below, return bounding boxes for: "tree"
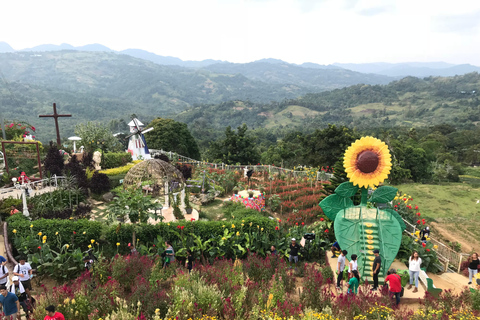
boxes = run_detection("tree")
[145,118,200,159]
[301,124,359,167]
[43,142,64,177]
[206,124,260,165]
[74,122,122,153]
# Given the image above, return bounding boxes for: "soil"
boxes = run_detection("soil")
[431,222,480,253]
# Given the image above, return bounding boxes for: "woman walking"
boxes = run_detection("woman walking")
[348,254,358,279]
[468,253,479,285]
[408,251,422,293]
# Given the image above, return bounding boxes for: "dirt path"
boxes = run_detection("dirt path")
[431,222,480,253]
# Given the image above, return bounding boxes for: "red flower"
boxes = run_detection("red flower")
[38,246,41,249]
[31,126,35,131]
[422,220,426,225]
[415,205,418,210]
[181,226,185,230]
[153,244,156,247]
[9,123,13,128]
[301,222,305,226]
[325,229,329,233]
[417,220,421,224]
[403,198,407,201]
[416,212,421,216]
[278,219,281,223]
[394,205,397,208]
[275,226,279,230]
[422,243,426,248]
[73,231,76,234]
[108,276,112,280]
[190,218,195,221]
[320,218,324,221]
[426,249,430,252]
[177,225,181,229]
[295,222,298,226]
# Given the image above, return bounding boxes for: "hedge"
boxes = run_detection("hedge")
[101,152,133,170]
[0,197,23,220]
[7,214,104,251]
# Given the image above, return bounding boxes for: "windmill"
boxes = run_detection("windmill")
[126,118,154,160]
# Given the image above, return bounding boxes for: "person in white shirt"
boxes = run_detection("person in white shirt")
[0,262,8,286]
[336,250,348,290]
[348,254,359,279]
[12,257,32,296]
[408,251,422,293]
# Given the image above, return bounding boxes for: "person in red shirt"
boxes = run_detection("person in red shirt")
[44,305,65,320]
[384,268,402,306]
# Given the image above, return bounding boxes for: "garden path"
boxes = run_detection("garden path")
[0,186,57,201]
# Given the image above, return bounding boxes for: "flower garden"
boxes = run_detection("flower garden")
[2,138,480,319]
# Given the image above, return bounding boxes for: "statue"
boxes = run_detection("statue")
[93,151,102,170]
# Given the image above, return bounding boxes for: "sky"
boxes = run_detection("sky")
[1,0,480,65]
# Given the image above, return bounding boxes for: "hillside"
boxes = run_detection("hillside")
[175,73,480,133]
[0,51,308,141]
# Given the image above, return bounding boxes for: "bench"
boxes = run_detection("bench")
[419,269,443,298]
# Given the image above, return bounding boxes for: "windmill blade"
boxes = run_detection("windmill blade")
[125,131,137,139]
[141,127,154,134]
[132,117,142,131]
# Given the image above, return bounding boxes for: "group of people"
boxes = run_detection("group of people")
[332,243,433,306]
[0,255,64,320]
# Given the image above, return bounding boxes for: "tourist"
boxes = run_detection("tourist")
[331,241,341,258]
[336,250,348,290]
[348,254,358,279]
[271,245,277,255]
[163,241,175,268]
[0,284,20,320]
[384,268,402,305]
[408,250,422,292]
[44,305,65,320]
[371,249,381,291]
[420,226,430,243]
[468,252,479,285]
[185,250,193,273]
[128,243,138,255]
[347,269,360,294]
[8,276,29,317]
[12,256,32,296]
[289,238,301,267]
[9,206,19,216]
[0,262,7,287]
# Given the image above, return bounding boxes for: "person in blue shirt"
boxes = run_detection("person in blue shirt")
[331,241,341,258]
[0,284,20,319]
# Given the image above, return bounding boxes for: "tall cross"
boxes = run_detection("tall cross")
[39,103,72,147]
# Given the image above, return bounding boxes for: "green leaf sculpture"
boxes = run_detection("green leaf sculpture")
[320,186,403,281]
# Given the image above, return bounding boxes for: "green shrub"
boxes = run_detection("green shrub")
[0,197,23,220]
[101,152,133,169]
[108,174,126,189]
[7,214,104,252]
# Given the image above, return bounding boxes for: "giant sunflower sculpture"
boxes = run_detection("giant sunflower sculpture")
[344,136,392,188]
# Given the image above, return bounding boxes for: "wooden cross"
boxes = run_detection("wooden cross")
[39,103,72,147]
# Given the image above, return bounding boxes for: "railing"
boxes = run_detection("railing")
[149,149,334,181]
[402,217,467,273]
[0,175,67,197]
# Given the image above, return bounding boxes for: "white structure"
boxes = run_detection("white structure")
[68,136,82,153]
[126,118,154,160]
[11,177,29,217]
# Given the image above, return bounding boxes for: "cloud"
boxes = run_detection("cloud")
[357,5,393,16]
[432,11,480,34]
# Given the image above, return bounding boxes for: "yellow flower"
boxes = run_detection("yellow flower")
[88,245,92,249]
[433,245,438,249]
[12,229,17,234]
[91,239,95,244]
[64,297,70,304]
[261,228,264,231]
[222,225,225,228]
[116,242,120,246]
[167,223,170,226]
[155,308,160,314]
[236,231,240,236]
[65,244,69,249]
[83,231,86,235]
[55,232,59,235]
[231,224,235,229]
[257,225,260,228]
[249,222,253,227]
[222,237,226,240]
[241,223,244,226]
[426,237,431,241]
[42,235,47,240]
[30,224,33,228]
[71,299,75,304]
[415,239,418,242]
[344,136,392,188]
[38,232,42,236]
[42,240,46,244]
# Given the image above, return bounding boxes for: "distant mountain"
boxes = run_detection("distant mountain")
[21,43,76,51]
[204,61,393,90]
[0,51,308,142]
[334,62,480,78]
[119,49,223,68]
[0,42,14,53]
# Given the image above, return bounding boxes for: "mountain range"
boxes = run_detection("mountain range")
[1,41,480,78]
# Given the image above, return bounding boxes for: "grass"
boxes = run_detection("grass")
[394,183,480,246]
[197,199,225,221]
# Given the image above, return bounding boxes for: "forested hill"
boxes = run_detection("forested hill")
[175,73,480,141]
[0,51,308,141]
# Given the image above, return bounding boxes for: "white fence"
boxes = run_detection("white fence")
[0,175,68,199]
[149,149,334,181]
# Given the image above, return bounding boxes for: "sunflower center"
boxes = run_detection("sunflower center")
[357,150,379,173]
